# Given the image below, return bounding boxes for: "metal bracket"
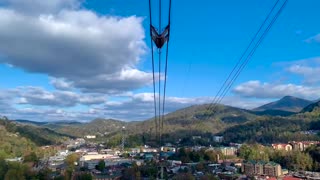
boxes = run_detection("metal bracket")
[151,25,170,49]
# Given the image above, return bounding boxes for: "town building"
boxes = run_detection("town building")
[5,157,23,162]
[213,136,223,142]
[161,146,176,152]
[100,149,120,155]
[192,136,201,140]
[289,141,320,151]
[140,147,158,153]
[85,135,96,139]
[217,147,237,156]
[272,143,293,151]
[80,153,118,161]
[242,161,282,177]
[264,162,282,177]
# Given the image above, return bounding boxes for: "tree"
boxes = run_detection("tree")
[238,144,270,161]
[178,148,190,163]
[270,149,313,171]
[24,152,38,163]
[5,169,25,180]
[204,150,219,162]
[0,158,8,179]
[65,153,79,180]
[37,168,52,180]
[75,173,92,180]
[53,176,65,180]
[96,160,105,171]
[140,162,157,178]
[293,151,313,171]
[238,144,252,160]
[65,153,79,167]
[122,164,141,180]
[307,145,320,163]
[189,151,200,162]
[4,162,29,180]
[200,174,219,180]
[196,163,205,171]
[173,173,195,180]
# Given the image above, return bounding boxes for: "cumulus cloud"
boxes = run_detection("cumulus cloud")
[75,68,154,93]
[102,93,208,120]
[233,80,320,99]
[2,86,106,107]
[0,1,152,94]
[0,0,272,121]
[1,0,81,15]
[50,78,74,90]
[285,57,320,84]
[10,108,103,122]
[102,93,266,120]
[0,90,16,116]
[0,86,269,121]
[220,96,269,109]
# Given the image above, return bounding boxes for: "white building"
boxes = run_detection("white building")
[213,136,223,142]
[85,135,96,139]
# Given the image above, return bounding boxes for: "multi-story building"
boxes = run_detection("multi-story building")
[289,141,320,151]
[264,162,282,177]
[242,161,282,177]
[217,147,237,156]
[254,161,264,175]
[242,161,255,175]
[272,143,293,151]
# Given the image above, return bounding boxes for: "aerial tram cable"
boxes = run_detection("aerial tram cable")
[209,0,288,115]
[148,0,158,143]
[206,0,288,117]
[158,0,162,147]
[161,0,171,147]
[206,0,282,113]
[148,0,172,147]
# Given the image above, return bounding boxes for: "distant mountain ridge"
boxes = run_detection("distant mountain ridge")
[14,119,82,125]
[54,118,126,137]
[253,96,313,112]
[8,96,320,144]
[5,96,320,147]
[300,100,320,114]
[15,119,49,126]
[1,118,72,146]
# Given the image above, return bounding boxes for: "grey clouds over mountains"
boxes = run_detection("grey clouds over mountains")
[0,0,320,121]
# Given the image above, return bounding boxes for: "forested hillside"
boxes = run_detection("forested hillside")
[0,118,69,157]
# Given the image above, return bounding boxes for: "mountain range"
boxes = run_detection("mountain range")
[6,95,320,146]
[253,95,313,112]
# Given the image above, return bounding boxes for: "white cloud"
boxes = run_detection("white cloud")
[0,0,273,121]
[50,78,74,90]
[220,96,269,109]
[0,86,269,121]
[1,0,81,15]
[103,93,203,120]
[0,2,152,94]
[10,107,102,122]
[233,80,320,99]
[285,57,320,84]
[0,90,16,116]
[76,68,154,93]
[3,86,107,107]
[103,93,266,120]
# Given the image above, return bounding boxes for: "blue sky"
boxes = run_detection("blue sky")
[0,0,319,121]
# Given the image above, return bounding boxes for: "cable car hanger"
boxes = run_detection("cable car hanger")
[149,0,171,50]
